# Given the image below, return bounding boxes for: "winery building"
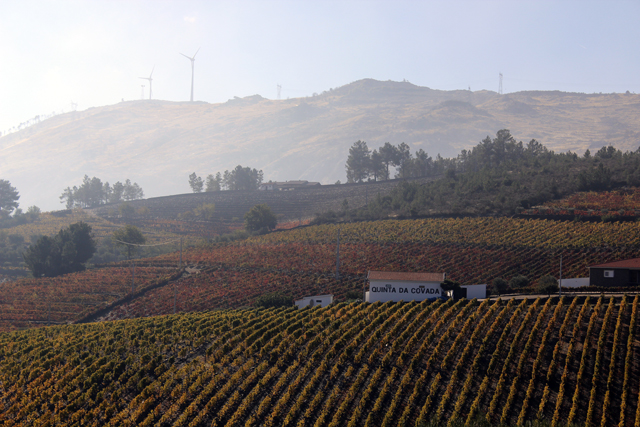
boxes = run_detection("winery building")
[366,271,446,303]
[589,258,640,287]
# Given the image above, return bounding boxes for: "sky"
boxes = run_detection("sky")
[0,0,639,134]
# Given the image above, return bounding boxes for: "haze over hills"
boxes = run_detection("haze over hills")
[2,78,640,211]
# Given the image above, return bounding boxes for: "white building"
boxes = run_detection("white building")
[460,284,487,299]
[559,278,590,288]
[366,271,446,303]
[295,294,334,309]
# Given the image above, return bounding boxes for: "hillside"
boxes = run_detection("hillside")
[3,215,640,331]
[2,79,640,210]
[88,177,432,223]
[0,296,638,426]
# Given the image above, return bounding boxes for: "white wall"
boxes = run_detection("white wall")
[559,278,590,288]
[295,295,333,309]
[366,280,443,303]
[461,284,486,299]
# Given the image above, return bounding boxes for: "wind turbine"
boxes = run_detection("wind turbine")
[180,48,199,102]
[139,66,155,100]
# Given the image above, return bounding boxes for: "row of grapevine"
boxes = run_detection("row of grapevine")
[1,297,640,425]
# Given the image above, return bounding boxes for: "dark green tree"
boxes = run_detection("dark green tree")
[254,291,293,308]
[60,177,143,207]
[379,142,400,179]
[244,204,277,233]
[394,142,413,179]
[188,173,204,193]
[123,179,144,200]
[370,149,387,181]
[345,140,371,183]
[0,179,19,216]
[205,173,222,192]
[222,166,263,191]
[492,278,508,295]
[113,225,146,259]
[23,222,96,277]
[537,275,559,295]
[509,275,530,289]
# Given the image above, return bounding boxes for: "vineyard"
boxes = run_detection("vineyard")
[522,187,640,218]
[0,266,177,332]
[0,296,639,426]
[88,177,431,223]
[2,216,640,330]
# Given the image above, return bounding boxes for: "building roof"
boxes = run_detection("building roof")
[590,258,640,269]
[296,294,334,300]
[368,271,445,282]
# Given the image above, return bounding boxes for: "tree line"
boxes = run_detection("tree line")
[330,129,640,221]
[188,165,263,193]
[345,141,449,183]
[60,175,144,209]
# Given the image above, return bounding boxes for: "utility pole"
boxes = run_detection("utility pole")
[559,253,563,297]
[335,229,341,280]
[131,260,136,293]
[179,237,183,268]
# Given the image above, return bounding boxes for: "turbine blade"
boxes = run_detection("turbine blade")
[180,52,192,60]
[150,65,155,78]
[193,47,200,58]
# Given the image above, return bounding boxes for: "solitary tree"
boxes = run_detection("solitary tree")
[113,225,146,259]
[0,180,19,216]
[244,204,277,233]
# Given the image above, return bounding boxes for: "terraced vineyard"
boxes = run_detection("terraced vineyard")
[0,266,178,332]
[3,215,640,330]
[0,296,638,426]
[522,187,640,218]
[88,177,431,223]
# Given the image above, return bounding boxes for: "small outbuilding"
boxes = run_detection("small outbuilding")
[295,294,334,309]
[461,284,487,299]
[366,271,446,303]
[559,278,590,288]
[589,258,640,287]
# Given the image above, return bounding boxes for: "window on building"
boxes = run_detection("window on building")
[604,270,615,278]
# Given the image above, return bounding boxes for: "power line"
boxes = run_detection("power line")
[113,238,182,247]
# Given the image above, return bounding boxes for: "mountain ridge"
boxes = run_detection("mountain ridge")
[2,78,639,210]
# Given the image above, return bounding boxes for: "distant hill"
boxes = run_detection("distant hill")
[2,78,639,210]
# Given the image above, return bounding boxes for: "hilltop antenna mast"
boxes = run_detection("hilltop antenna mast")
[139,66,155,100]
[180,48,200,102]
[499,72,503,95]
[277,84,282,100]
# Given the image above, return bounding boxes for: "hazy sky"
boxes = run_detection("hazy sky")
[0,0,638,134]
